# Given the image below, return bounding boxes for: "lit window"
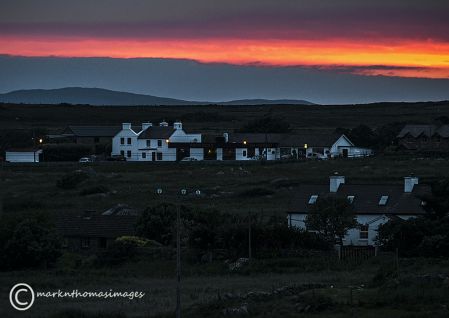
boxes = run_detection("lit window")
[347,195,355,204]
[308,195,318,204]
[379,195,389,206]
[360,225,369,240]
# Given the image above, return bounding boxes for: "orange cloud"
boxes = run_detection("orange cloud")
[1,36,448,78]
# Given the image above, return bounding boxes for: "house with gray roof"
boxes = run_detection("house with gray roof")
[287,174,430,246]
[397,124,449,151]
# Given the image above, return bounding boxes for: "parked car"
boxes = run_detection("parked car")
[307,153,327,160]
[79,157,92,163]
[181,157,198,161]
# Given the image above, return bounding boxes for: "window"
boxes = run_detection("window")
[81,238,90,249]
[120,137,124,145]
[157,140,162,147]
[127,137,132,145]
[142,152,146,159]
[308,195,318,204]
[120,150,125,156]
[347,195,355,204]
[243,150,247,157]
[146,140,151,147]
[127,150,132,158]
[62,238,68,248]
[379,195,389,206]
[360,225,369,240]
[94,137,100,143]
[271,150,275,154]
[157,152,163,160]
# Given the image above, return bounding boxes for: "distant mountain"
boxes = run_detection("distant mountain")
[221,99,314,105]
[0,87,314,106]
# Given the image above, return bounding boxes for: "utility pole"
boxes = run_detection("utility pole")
[176,204,181,318]
[248,211,252,261]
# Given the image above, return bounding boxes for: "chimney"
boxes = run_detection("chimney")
[223,132,229,143]
[122,123,131,130]
[173,121,182,130]
[142,122,152,131]
[330,173,345,193]
[404,176,419,193]
[159,120,168,127]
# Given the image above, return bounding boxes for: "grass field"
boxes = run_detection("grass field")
[1,101,449,133]
[0,255,448,317]
[2,155,449,217]
[2,102,449,317]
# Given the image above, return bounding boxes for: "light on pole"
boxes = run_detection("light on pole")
[156,187,201,318]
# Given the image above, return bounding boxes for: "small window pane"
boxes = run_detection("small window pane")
[379,195,389,205]
[308,195,318,204]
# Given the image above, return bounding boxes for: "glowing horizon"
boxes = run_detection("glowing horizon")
[1,36,449,79]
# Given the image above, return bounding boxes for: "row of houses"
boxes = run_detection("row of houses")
[5,120,372,162]
[110,121,372,162]
[397,124,449,151]
[57,174,428,250]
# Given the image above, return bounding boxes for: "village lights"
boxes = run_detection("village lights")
[166,139,170,143]
[39,138,43,144]
[304,143,308,149]
[243,140,247,145]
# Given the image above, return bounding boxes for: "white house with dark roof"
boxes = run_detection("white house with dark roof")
[287,175,429,246]
[111,121,201,161]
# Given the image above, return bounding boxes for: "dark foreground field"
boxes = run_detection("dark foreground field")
[0,255,448,318]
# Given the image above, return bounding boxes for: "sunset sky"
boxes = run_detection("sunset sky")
[1,0,449,103]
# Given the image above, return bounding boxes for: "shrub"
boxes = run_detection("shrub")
[79,185,110,196]
[0,217,61,270]
[57,170,90,189]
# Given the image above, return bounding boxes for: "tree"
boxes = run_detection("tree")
[305,196,357,245]
[420,178,449,219]
[1,217,61,270]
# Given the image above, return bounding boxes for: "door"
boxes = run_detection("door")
[151,152,156,161]
[342,148,348,158]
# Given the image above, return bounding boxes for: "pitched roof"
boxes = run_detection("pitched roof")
[63,126,121,137]
[56,214,137,238]
[228,133,344,147]
[397,125,438,138]
[137,126,175,139]
[288,183,430,215]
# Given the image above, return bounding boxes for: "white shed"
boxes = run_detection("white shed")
[5,149,43,163]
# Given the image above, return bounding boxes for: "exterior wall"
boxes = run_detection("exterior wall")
[189,148,204,160]
[288,213,416,246]
[111,126,139,161]
[5,150,42,163]
[170,129,201,143]
[398,135,449,151]
[330,136,353,157]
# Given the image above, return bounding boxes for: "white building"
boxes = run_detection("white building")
[111,121,201,161]
[5,149,43,163]
[287,175,428,246]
